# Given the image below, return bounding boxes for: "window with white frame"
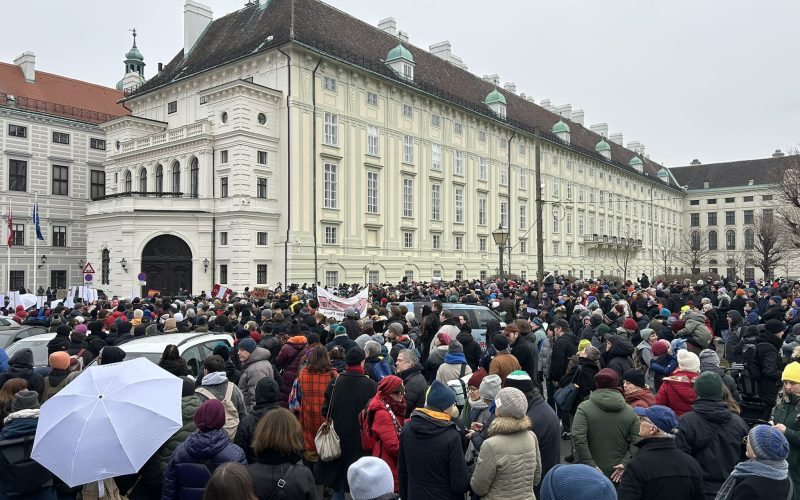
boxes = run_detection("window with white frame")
[553,242,559,255]
[589,214,595,234]
[257,177,268,198]
[520,270,527,280]
[500,200,508,228]
[454,235,463,251]
[499,138,507,150]
[566,212,573,234]
[323,112,338,145]
[589,191,595,203]
[552,178,560,197]
[599,190,605,204]
[432,233,441,249]
[324,225,338,245]
[366,91,378,106]
[500,168,508,186]
[220,150,228,164]
[566,182,572,200]
[367,125,380,156]
[480,270,487,280]
[519,204,527,230]
[453,122,463,135]
[520,240,527,254]
[578,212,585,235]
[553,208,560,233]
[552,155,559,167]
[367,172,379,214]
[403,135,414,163]
[405,270,414,281]
[325,271,338,289]
[478,197,487,226]
[578,188,585,203]
[579,245,585,257]
[479,237,487,252]
[323,163,337,208]
[431,184,441,221]
[454,187,464,223]
[402,104,413,118]
[403,63,413,80]
[323,76,336,91]
[455,151,464,176]
[431,144,442,171]
[368,270,379,284]
[478,130,486,142]
[403,232,414,248]
[519,171,527,190]
[566,243,572,256]
[431,114,441,127]
[479,157,487,181]
[257,232,268,245]
[402,178,413,217]
[257,151,268,165]
[519,144,526,156]
[455,270,464,280]
[599,216,605,235]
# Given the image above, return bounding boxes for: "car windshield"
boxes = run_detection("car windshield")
[6,338,53,367]
[0,332,16,349]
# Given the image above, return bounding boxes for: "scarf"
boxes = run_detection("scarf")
[345,365,365,375]
[416,407,452,422]
[715,459,789,500]
[444,352,467,365]
[469,398,489,410]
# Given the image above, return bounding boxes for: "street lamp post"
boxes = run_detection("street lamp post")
[492,225,510,282]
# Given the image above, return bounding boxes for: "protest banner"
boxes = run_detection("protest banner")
[316,287,369,320]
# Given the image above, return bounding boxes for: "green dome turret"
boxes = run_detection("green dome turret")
[485,89,506,106]
[628,156,642,166]
[595,138,611,152]
[125,46,143,62]
[552,120,570,134]
[386,43,414,63]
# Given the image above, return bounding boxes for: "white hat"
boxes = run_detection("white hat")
[677,349,700,373]
[174,312,184,322]
[347,457,394,500]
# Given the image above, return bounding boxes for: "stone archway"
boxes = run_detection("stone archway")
[141,234,192,296]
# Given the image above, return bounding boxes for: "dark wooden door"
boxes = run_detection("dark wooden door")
[140,235,192,296]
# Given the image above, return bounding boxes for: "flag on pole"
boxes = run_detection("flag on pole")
[6,209,12,247]
[33,204,43,241]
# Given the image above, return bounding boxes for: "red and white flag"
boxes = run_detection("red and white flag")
[6,209,12,248]
[211,284,233,301]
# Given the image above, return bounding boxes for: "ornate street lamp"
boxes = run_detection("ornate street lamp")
[491,225,510,281]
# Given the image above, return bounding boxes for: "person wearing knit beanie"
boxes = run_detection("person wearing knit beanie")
[714,424,792,499]
[677,350,700,373]
[193,398,226,431]
[467,367,487,389]
[505,370,535,394]
[577,339,591,353]
[748,424,790,461]
[479,374,502,401]
[594,368,620,390]
[425,379,456,413]
[623,318,637,334]
[448,339,463,354]
[11,389,40,412]
[493,387,528,419]
[782,361,800,384]
[584,345,602,362]
[693,371,724,401]
[49,351,71,370]
[348,456,395,500]
[540,464,616,500]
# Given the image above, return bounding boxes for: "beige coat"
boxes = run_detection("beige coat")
[470,415,542,500]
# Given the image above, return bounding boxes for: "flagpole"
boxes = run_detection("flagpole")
[33,192,37,294]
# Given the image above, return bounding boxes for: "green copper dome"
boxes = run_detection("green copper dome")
[125,46,143,62]
[485,89,507,106]
[595,138,611,152]
[657,168,669,177]
[552,119,570,134]
[386,43,414,63]
[628,156,643,166]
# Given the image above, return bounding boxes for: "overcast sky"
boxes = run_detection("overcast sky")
[3,0,798,166]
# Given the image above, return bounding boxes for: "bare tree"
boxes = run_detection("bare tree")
[614,227,642,281]
[751,213,786,281]
[677,229,711,276]
[777,149,800,247]
[723,251,752,281]
[655,232,676,278]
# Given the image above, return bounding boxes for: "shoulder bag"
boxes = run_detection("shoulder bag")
[553,365,582,413]
[315,374,342,461]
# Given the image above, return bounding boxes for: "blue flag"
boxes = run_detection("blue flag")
[33,204,44,241]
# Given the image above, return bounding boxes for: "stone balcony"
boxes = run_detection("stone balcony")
[118,121,210,155]
[582,234,643,249]
[86,192,214,216]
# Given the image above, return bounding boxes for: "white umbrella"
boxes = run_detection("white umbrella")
[31,357,183,487]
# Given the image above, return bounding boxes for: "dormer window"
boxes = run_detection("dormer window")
[385,43,415,82]
[403,63,413,80]
[484,89,507,119]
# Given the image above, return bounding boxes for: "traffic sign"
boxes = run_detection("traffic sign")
[84,274,93,282]
[82,262,96,274]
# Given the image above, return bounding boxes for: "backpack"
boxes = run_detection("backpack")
[359,404,377,452]
[70,348,87,371]
[633,347,647,373]
[196,383,240,440]
[741,342,762,381]
[372,361,393,382]
[446,364,469,409]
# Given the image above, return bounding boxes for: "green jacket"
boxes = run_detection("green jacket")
[157,394,201,473]
[572,388,640,476]
[772,393,800,500]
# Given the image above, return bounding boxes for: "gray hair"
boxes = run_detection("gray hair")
[397,348,419,365]
[364,340,382,358]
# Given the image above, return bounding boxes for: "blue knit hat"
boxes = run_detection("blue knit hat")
[660,308,671,317]
[749,424,789,461]
[425,379,455,412]
[540,464,616,500]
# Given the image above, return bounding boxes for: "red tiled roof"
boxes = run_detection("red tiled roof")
[0,62,129,124]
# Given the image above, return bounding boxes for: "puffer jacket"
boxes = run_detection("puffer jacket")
[538,336,553,379]
[676,398,748,500]
[162,429,247,500]
[456,331,482,371]
[655,369,698,416]
[276,339,307,405]
[604,336,635,380]
[510,332,538,382]
[676,312,713,349]
[157,395,201,474]
[237,347,274,410]
[470,416,541,500]
[367,393,406,493]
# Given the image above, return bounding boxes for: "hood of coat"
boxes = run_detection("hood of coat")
[8,348,33,369]
[692,398,734,424]
[608,336,635,357]
[1,409,40,439]
[758,329,784,349]
[587,388,628,412]
[487,415,531,437]
[407,408,456,437]
[244,346,271,367]
[684,312,707,325]
[456,331,475,346]
[201,371,229,386]
[184,428,233,459]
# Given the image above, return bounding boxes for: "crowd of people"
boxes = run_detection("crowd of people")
[0,272,799,499]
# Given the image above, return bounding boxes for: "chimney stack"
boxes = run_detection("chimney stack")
[503,82,517,94]
[14,51,35,82]
[773,149,786,158]
[378,17,397,36]
[398,30,409,43]
[430,41,451,60]
[626,141,645,155]
[690,159,702,166]
[184,1,213,57]
[482,74,500,85]
[571,109,584,126]
[555,104,572,118]
[609,132,623,145]
[540,99,553,111]
[589,123,609,138]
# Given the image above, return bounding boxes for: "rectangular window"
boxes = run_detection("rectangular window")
[479,157,487,181]
[90,169,105,200]
[478,197,487,226]
[256,264,267,284]
[726,211,736,225]
[499,138,507,150]
[220,232,228,245]
[553,242,559,256]
[323,163,337,208]
[367,125,380,156]
[553,179,560,197]
[52,131,70,144]
[257,177,267,199]
[324,225,338,245]
[167,101,177,114]
[88,138,106,150]
[219,264,228,283]
[763,195,774,201]
[52,225,67,247]
[51,165,69,196]
[367,172,379,214]
[8,124,27,138]
[257,151,267,165]
[9,271,24,290]
[323,112,338,145]
[323,76,336,91]
[455,270,464,281]
[565,182,572,199]
[518,144,526,156]
[432,234,441,250]
[763,208,774,224]
[743,196,754,202]
[325,270,338,289]
[402,178,413,217]
[690,199,699,206]
[453,122,463,135]
[707,198,717,205]
[454,187,464,223]
[725,197,735,203]
[12,224,23,246]
[519,171,527,190]
[480,270,487,280]
[520,240,527,254]
[708,212,717,226]
[566,243,572,256]
[431,114,441,127]
[455,151,464,176]
[368,271,379,284]
[403,135,414,163]
[221,177,229,198]
[402,104,413,118]
[50,270,67,289]
[454,235,463,251]
[744,210,754,224]
[403,232,413,249]
[553,209,560,233]
[366,91,378,106]
[479,237,487,252]
[500,200,508,228]
[566,212,573,234]
[500,168,508,186]
[578,213,585,235]
[690,213,700,226]
[431,143,442,171]
[431,184,441,221]
[519,204,527,230]
[8,159,27,192]
[220,150,228,164]
[478,130,486,142]
[257,232,268,245]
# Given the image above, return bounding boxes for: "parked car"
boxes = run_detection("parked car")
[0,325,49,350]
[5,333,57,368]
[394,303,503,349]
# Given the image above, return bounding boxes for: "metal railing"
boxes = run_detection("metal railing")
[0,92,123,124]
[95,191,199,200]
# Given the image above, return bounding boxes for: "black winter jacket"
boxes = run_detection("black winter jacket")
[510,333,538,382]
[234,393,282,463]
[604,336,635,381]
[618,437,705,500]
[728,474,792,500]
[676,399,749,500]
[549,332,579,383]
[456,331,481,371]
[755,330,784,406]
[246,450,315,500]
[399,364,428,418]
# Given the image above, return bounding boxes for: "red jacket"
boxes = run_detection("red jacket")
[367,393,405,492]
[655,370,698,416]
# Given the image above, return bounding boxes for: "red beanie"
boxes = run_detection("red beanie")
[595,368,620,389]
[468,367,487,388]
[623,318,637,331]
[193,399,226,431]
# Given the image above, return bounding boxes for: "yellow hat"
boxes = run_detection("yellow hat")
[782,362,800,384]
[578,339,591,353]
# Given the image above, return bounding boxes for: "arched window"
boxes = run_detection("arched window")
[155,164,163,192]
[709,259,719,265]
[139,167,147,192]
[189,157,199,198]
[708,230,718,250]
[726,229,736,250]
[744,228,755,250]
[690,230,701,250]
[101,249,110,285]
[124,170,132,193]
[172,161,181,194]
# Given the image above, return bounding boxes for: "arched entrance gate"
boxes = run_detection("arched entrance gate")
[140,235,192,296]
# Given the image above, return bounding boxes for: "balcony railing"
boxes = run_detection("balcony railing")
[95,191,199,201]
[118,121,209,154]
[583,234,643,247]
[0,92,123,124]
